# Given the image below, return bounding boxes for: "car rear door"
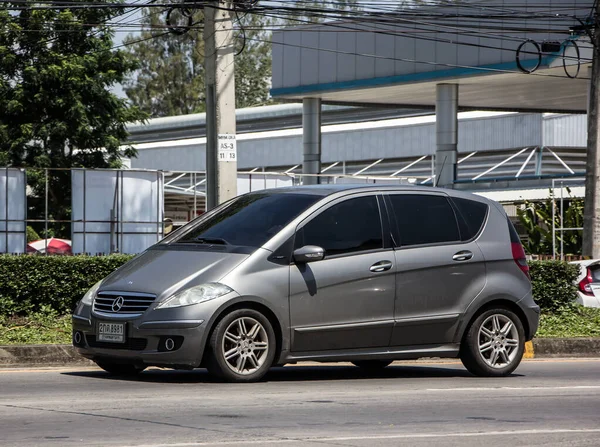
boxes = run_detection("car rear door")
[385,192,487,347]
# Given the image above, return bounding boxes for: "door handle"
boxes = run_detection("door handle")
[453,251,473,262]
[370,261,393,273]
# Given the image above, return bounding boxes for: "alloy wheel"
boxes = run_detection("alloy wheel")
[478,314,520,368]
[221,316,269,375]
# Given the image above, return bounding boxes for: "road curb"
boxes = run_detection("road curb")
[0,338,598,368]
[532,338,600,358]
[0,344,93,368]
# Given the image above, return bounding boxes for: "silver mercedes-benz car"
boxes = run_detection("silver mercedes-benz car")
[73,185,539,382]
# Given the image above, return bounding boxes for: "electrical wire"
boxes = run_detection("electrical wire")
[251,32,590,81]
[244,6,589,66]
[0,0,593,77]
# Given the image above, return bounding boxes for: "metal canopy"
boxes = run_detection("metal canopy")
[274,66,590,113]
[270,0,594,112]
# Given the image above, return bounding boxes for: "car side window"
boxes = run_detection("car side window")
[296,196,383,257]
[388,194,460,247]
[451,197,488,241]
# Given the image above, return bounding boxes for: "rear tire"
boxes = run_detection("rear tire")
[460,307,525,377]
[206,309,276,383]
[352,360,392,370]
[95,361,146,376]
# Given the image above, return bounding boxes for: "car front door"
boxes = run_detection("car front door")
[288,194,396,353]
[385,193,487,347]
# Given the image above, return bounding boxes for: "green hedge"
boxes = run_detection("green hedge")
[0,255,133,316]
[0,256,583,317]
[529,260,580,313]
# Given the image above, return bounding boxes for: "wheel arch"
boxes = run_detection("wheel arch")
[457,298,531,345]
[200,297,284,367]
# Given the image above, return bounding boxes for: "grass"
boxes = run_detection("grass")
[0,308,72,345]
[536,305,600,338]
[0,305,599,345]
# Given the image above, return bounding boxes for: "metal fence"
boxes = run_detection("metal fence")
[0,168,164,255]
[71,169,164,255]
[0,168,26,253]
[551,177,585,261]
[3,165,588,257]
[1,167,428,255]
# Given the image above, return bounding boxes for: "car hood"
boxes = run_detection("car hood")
[98,247,250,299]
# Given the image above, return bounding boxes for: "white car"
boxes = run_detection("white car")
[571,260,600,307]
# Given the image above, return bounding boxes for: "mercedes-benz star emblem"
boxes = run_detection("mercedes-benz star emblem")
[112,296,125,313]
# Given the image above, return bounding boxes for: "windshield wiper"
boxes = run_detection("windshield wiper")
[176,237,230,245]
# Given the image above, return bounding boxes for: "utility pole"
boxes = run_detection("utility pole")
[204,1,237,210]
[583,2,600,258]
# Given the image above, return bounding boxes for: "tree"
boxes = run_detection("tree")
[123,7,206,117]
[516,192,584,256]
[123,7,273,117]
[0,1,147,237]
[123,1,363,118]
[233,12,274,109]
[26,226,40,243]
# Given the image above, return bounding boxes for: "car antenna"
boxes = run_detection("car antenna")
[434,156,447,188]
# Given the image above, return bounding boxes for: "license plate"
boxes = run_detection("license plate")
[98,323,125,343]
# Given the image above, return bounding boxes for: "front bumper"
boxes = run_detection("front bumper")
[72,310,207,369]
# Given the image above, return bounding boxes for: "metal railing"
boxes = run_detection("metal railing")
[1,168,165,255]
[551,177,585,260]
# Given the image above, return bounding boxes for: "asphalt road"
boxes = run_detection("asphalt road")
[1,359,599,447]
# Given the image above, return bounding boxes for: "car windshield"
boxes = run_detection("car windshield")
[164,192,321,249]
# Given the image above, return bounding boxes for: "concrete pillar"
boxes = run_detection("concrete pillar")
[204,3,237,210]
[302,98,322,185]
[435,84,458,188]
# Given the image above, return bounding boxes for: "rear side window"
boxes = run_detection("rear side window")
[590,265,600,282]
[507,217,522,244]
[387,194,460,247]
[296,196,383,256]
[452,197,488,241]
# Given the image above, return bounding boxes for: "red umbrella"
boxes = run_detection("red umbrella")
[27,238,72,255]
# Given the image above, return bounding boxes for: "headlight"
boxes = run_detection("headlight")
[156,283,233,309]
[81,280,103,306]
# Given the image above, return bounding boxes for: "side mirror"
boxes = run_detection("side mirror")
[293,245,325,264]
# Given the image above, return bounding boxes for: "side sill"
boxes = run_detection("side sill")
[283,343,460,363]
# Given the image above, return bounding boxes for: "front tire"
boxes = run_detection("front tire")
[206,309,276,383]
[460,307,525,377]
[95,361,146,376]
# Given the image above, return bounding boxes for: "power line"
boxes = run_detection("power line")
[245,7,590,67]
[250,29,591,81]
[1,0,592,77]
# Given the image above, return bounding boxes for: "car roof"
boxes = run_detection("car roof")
[254,184,490,202]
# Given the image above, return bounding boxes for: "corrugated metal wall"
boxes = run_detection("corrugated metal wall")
[131,112,562,171]
[271,0,591,90]
[459,114,543,152]
[543,114,588,147]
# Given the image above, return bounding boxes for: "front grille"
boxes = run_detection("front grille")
[94,291,156,314]
[86,335,148,350]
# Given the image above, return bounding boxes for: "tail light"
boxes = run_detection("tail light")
[511,242,530,279]
[578,268,594,296]
[507,217,530,279]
